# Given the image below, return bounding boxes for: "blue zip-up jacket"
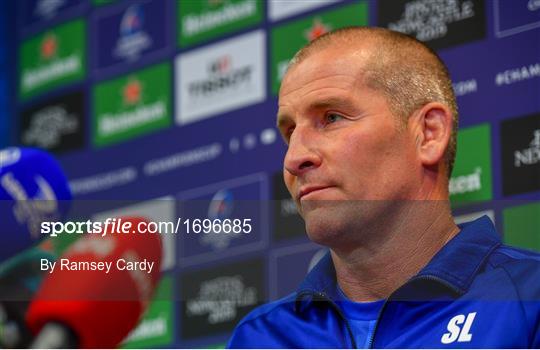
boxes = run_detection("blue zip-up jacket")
[228,216,540,348]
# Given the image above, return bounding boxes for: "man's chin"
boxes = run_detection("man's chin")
[300,200,389,247]
[301,202,356,246]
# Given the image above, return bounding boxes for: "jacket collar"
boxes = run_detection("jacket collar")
[295,215,502,308]
[415,215,501,293]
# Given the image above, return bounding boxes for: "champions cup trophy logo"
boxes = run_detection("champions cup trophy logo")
[201,189,241,250]
[528,0,540,11]
[114,4,151,61]
[304,18,331,42]
[34,0,65,19]
[120,4,144,37]
[40,33,58,61]
[123,78,142,106]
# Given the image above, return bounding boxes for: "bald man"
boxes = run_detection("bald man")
[227,27,540,348]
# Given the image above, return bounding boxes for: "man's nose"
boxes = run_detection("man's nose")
[284,128,322,176]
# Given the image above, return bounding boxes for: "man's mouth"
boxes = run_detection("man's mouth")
[298,186,333,201]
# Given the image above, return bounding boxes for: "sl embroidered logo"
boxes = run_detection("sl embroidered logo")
[441,312,476,344]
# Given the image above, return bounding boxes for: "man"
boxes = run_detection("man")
[227,27,540,348]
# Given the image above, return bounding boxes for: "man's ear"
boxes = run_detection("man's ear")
[409,102,453,168]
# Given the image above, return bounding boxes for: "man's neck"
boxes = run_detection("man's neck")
[331,201,459,302]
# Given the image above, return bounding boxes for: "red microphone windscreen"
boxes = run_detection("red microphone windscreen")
[26,216,162,348]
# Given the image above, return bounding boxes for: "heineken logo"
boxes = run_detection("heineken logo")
[450,167,482,195]
[122,277,172,346]
[22,54,81,92]
[40,33,58,60]
[208,0,226,7]
[98,100,166,136]
[275,16,333,83]
[123,78,142,105]
[270,2,368,95]
[514,129,540,167]
[447,123,492,204]
[93,63,170,147]
[125,313,168,342]
[182,0,257,37]
[304,18,331,42]
[19,20,85,98]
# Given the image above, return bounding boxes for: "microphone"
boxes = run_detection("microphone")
[26,217,162,348]
[0,246,56,348]
[0,235,86,348]
[0,147,72,262]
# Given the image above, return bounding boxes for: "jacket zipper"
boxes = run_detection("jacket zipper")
[367,274,462,348]
[300,291,358,348]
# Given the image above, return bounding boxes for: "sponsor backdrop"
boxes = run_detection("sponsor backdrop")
[0,1,15,149]
[2,0,539,347]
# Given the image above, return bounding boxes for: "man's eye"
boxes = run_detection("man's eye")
[326,113,344,124]
[282,127,294,144]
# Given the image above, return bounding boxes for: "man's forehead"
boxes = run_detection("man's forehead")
[280,44,374,96]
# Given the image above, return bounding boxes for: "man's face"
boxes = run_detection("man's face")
[277,46,420,247]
